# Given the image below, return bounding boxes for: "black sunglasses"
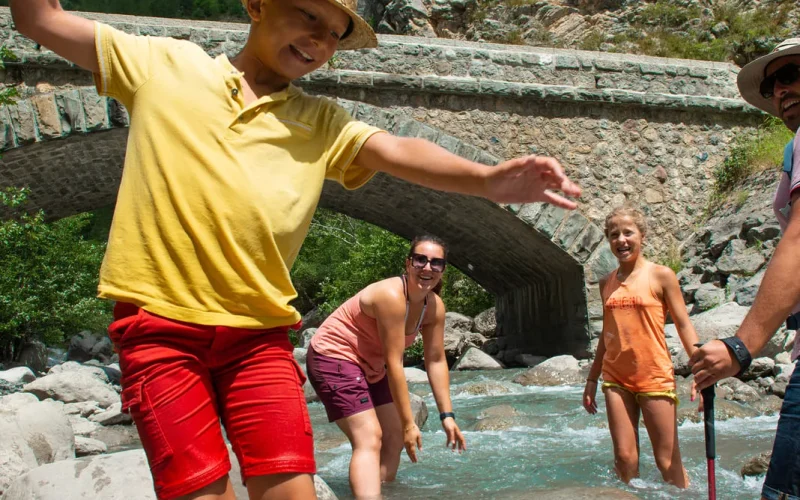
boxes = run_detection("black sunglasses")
[760,63,800,99]
[409,253,446,273]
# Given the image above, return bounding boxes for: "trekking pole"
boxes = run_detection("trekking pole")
[701,384,716,500]
[694,342,716,500]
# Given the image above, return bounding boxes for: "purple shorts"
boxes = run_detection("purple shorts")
[306,346,393,422]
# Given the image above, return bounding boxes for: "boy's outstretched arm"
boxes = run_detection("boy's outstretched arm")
[357,134,581,208]
[10,0,98,72]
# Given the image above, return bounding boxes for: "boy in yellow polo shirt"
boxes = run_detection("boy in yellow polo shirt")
[10,1,581,499]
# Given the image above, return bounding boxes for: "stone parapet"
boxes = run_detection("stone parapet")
[0,8,760,115]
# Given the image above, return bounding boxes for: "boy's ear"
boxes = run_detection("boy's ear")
[244,0,265,22]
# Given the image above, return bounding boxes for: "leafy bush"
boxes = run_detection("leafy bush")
[713,116,794,196]
[292,208,494,318]
[0,188,111,361]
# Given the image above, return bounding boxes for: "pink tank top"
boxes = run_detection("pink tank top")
[311,280,425,383]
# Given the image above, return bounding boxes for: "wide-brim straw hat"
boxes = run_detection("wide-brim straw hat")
[241,0,377,50]
[737,38,800,115]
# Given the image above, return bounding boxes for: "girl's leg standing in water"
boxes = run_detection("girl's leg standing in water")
[604,386,642,483]
[375,403,405,483]
[336,410,384,499]
[640,396,689,487]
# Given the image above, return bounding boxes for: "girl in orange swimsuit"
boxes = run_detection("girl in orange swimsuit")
[582,206,700,488]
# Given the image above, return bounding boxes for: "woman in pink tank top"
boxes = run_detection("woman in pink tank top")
[582,207,701,489]
[307,235,466,499]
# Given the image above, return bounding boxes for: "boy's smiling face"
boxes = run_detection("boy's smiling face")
[245,0,350,81]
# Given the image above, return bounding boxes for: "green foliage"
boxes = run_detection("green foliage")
[640,1,700,29]
[610,0,790,63]
[713,116,794,197]
[579,31,605,51]
[656,240,682,274]
[0,45,19,109]
[0,188,112,361]
[291,208,494,318]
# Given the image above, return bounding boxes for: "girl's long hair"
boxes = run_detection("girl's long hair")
[408,234,448,296]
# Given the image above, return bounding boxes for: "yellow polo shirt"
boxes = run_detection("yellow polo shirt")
[93,23,382,328]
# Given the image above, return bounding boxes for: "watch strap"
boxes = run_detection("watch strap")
[439,411,455,421]
[719,337,752,376]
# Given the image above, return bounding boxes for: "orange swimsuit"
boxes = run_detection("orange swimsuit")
[601,262,677,401]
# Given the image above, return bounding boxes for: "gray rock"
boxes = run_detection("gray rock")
[303,379,319,404]
[774,352,792,365]
[409,393,428,429]
[301,308,326,331]
[693,283,726,312]
[741,451,771,478]
[478,404,519,419]
[444,311,474,333]
[62,401,103,418]
[746,223,781,244]
[15,341,48,374]
[690,302,750,343]
[734,269,765,306]
[67,415,100,437]
[89,336,115,363]
[514,354,547,367]
[88,425,140,450]
[0,367,36,385]
[48,361,109,383]
[2,446,337,500]
[66,330,103,363]
[481,338,500,356]
[88,402,132,426]
[513,355,583,386]
[473,307,497,337]
[705,217,745,258]
[716,239,765,276]
[293,347,307,367]
[404,367,428,384]
[453,347,504,370]
[457,381,511,396]
[299,327,318,349]
[752,394,784,415]
[443,328,486,364]
[771,380,788,397]
[757,329,789,359]
[741,357,775,380]
[74,436,107,457]
[774,363,794,383]
[0,413,38,496]
[24,371,120,408]
[719,377,761,403]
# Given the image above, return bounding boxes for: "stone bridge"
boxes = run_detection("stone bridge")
[0,8,764,360]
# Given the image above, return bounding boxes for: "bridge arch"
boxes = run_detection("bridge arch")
[0,89,600,357]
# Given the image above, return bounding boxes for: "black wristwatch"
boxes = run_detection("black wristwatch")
[719,337,752,376]
[439,411,455,421]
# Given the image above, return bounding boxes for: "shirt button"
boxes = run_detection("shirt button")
[231,88,239,97]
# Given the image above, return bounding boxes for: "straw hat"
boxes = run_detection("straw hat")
[241,0,377,51]
[737,38,800,115]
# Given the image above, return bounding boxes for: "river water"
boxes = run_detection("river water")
[310,369,776,499]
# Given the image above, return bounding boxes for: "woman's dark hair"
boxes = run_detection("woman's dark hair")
[407,234,448,295]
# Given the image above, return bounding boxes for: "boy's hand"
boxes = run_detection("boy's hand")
[485,155,581,208]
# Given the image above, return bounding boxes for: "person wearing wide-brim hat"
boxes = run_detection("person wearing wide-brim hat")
[691,38,800,500]
[11,0,582,499]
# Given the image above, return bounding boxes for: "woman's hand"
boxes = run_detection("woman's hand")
[583,380,598,414]
[403,423,423,463]
[442,417,466,452]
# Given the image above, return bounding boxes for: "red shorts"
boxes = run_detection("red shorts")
[109,303,314,500]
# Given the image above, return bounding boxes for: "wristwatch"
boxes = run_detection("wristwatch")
[719,337,752,376]
[439,411,455,421]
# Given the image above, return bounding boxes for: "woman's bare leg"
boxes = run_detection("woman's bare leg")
[640,396,689,488]
[336,409,384,499]
[375,403,404,483]
[604,386,642,483]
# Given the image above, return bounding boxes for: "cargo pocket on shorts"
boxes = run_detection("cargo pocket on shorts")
[290,358,313,436]
[125,380,175,468]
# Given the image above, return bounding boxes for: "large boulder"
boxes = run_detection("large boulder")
[2,448,339,500]
[409,393,428,429]
[715,239,765,276]
[693,283,726,312]
[452,347,503,370]
[443,329,486,365]
[24,370,120,408]
[0,413,38,496]
[690,302,750,343]
[66,331,104,363]
[0,366,36,385]
[74,436,107,457]
[404,367,428,384]
[444,312,474,333]
[15,341,48,374]
[473,307,497,337]
[513,355,583,386]
[293,347,308,367]
[299,328,318,349]
[48,361,110,383]
[88,402,133,426]
[741,357,775,381]
[733,269,765,306]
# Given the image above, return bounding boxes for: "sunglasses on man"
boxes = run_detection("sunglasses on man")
[409,253,447,273]
[760,63,800,99]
